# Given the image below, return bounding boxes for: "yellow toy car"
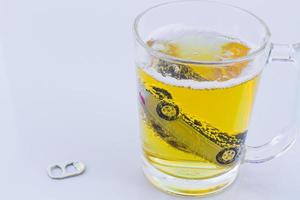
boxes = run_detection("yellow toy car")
[139,85,247,165]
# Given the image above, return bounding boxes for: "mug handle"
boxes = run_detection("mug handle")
[244,43,300,163]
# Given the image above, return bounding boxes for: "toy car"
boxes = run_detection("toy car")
[139,85,247,165]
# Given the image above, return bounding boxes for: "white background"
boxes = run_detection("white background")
[0,0,300,199]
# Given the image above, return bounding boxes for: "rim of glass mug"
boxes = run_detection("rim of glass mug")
[133,0,271,65]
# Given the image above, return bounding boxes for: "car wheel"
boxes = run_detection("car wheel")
[216,148,238,165]
[156,101,179,121]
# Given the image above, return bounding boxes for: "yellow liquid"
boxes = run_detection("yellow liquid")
[138,31,260,179]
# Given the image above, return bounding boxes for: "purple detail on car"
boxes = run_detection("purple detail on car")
[139,92,145,105]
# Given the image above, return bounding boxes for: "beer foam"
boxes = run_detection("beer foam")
[142,65,262,89]
[147,24,255,51]
[147,24,225,41]
[147,24,198,41]
[141,24,263,89]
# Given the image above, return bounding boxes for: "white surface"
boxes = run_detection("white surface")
[0,0,299,199]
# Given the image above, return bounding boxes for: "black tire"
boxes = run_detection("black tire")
[152,87,172,99]
[216,148,239,165]
[156,101,179,121]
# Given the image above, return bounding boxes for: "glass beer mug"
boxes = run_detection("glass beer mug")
[133,0,300,196]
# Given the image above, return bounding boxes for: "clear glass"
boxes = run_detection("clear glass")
[133,0,300,196]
